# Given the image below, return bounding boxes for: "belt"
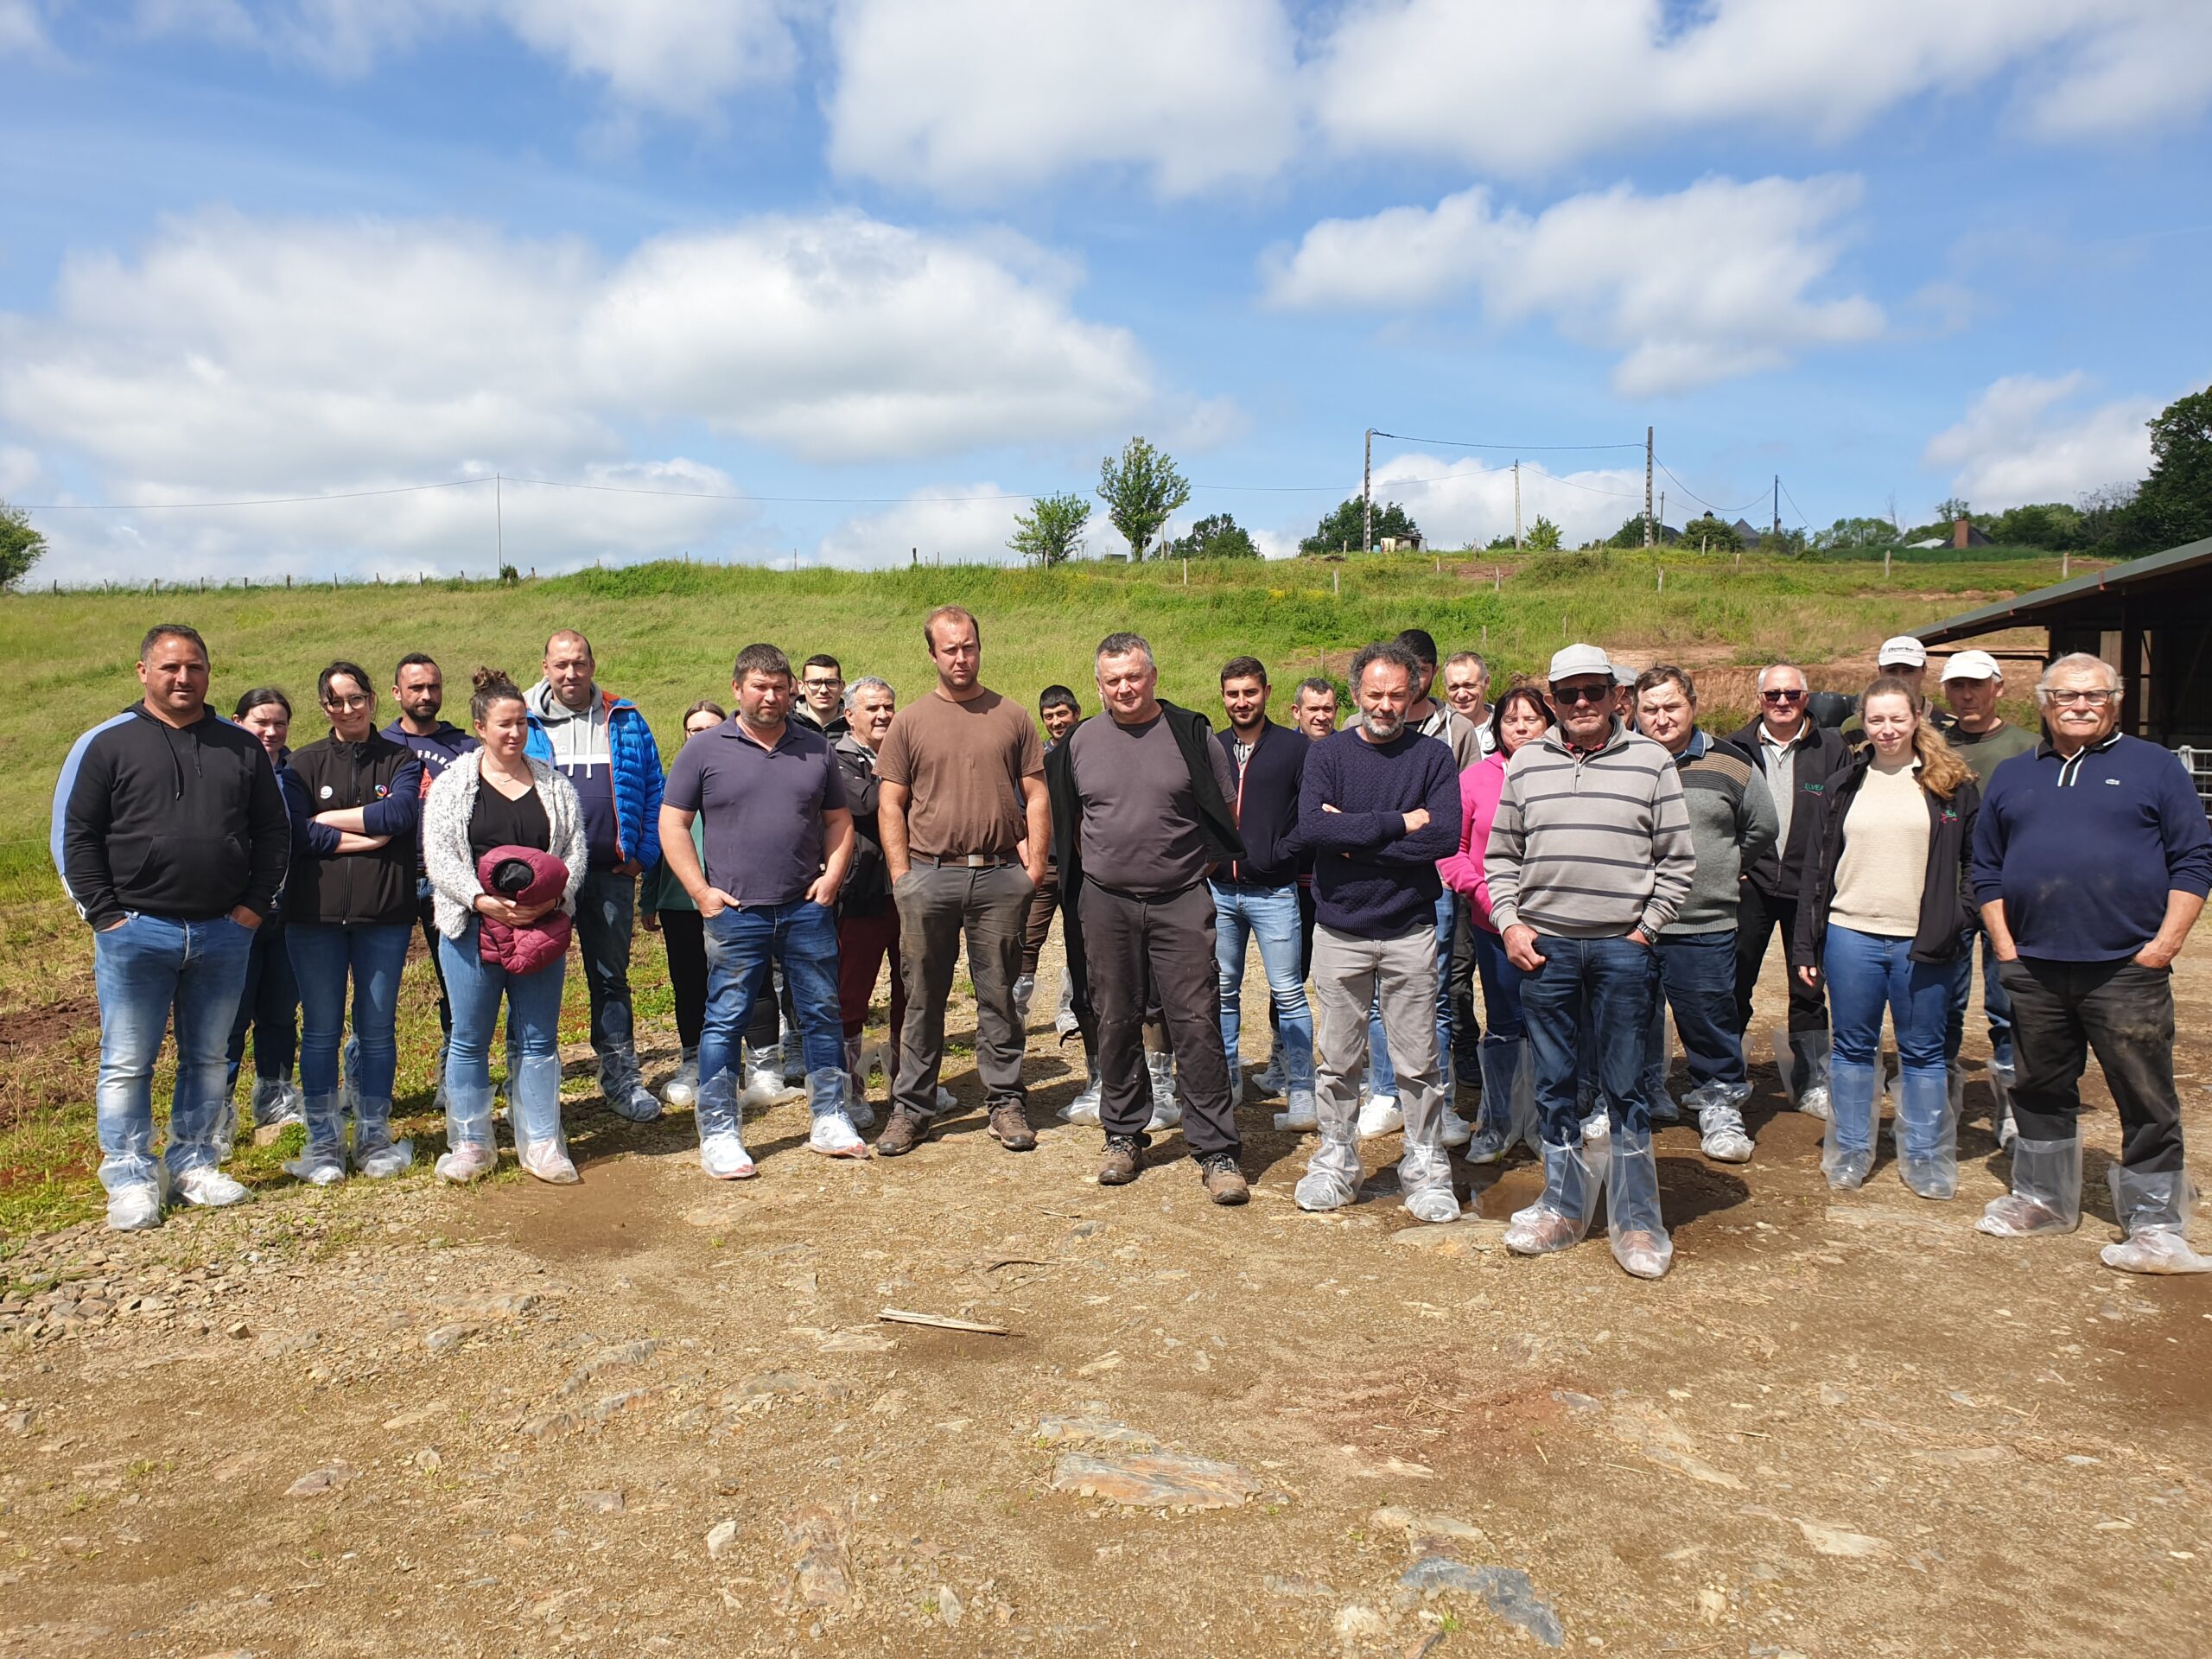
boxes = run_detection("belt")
[910,852,1017,869]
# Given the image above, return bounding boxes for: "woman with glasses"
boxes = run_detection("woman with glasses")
[223,687,304,1143]
[1439,684,1555,1162]
[1791,676,1980,1198]
[277,662,424,1184]
[1727,665,1853,1118]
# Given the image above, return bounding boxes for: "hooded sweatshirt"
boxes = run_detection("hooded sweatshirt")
[525,679,620,869]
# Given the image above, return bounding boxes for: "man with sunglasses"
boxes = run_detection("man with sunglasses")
[1727,664,1850,1117]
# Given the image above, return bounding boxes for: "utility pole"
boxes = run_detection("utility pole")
[1660,490,1666,537]
[1362,427,1373,555]
[1512,460,1522,550]
[1644,425,1655,549]
[1772,474,1780,541]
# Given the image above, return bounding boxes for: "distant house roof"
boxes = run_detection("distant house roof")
[1917,536,2212,645]
[1732,518,1764,544]
[1908,537,1948,550]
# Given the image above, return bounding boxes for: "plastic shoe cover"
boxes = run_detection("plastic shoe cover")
[1145,1051,1181,1131]
[1252,1040,1287,1097]
[1295,1134,1362,1211]
[1948,1065,1967,1126]
[1697,1101,1755,1165]
[807,1111,868,1159]
[610,1076,663,1124]
[1821,1058,1878,1189]
[700,1130,756,1180]
[209,1085,241,1163]
[1987,1062,2015,1145]
[438,1080,496,1181]
[1438,1109,1473,1149]
[1895,1068,1958,1200]
[1062,1060,1103,1126]
[1607,1130,1674,1279]
[1647,1084,1681,1127]
[352,1096,413,1180]
[662,1047,701,1109]
[512,1054,577,1183]
[841,1039,878,1131]
[936,1084,959,1112]
[1683,1079,1751,1116]
[250,1077,304,1129]
[1012,974,1035,1020]
[2100,1166,2210,1274]
[435,1141,497,1183]
[284,1092,349,1186]
[1399,1142,1461,1224]
[1775,1025,1832,1110]
[1977,1135,2082,1237]
[1357,1094,1405,1139]
[174,1166,251,1208]
[106,1181,163,1231]
[1580,1107,1611,1143]
[744,1046,804,1105]
[1273,1089,1319,1133]
[1504,1141,1605,1255]
[1477,1039,1535,1160]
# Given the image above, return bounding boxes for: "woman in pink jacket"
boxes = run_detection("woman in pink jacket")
[1438,685,1554,1163]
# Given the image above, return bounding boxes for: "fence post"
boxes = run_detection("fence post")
[1883,548,1891,580]
[1656,569,1664,594]
[285,574,292,588]
[1182,558,1188,586]
[1332,568,1339,598]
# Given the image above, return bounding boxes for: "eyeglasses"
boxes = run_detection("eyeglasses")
[2044,689,2114,707]
[1551,683,1611,705]
[804,677,842,690]
[1761,690,1806,704]
[322,695,371,712]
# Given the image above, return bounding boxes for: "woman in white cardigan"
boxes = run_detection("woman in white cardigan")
[423,670,588,1184]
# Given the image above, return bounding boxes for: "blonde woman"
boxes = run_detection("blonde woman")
[1792,676,1980,1198]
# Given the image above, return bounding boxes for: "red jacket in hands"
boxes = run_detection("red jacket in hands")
[474,844,572,976]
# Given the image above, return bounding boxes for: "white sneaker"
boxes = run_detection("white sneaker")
[1797,1084,1831,1122]
[1698,1105,1755,1165]
[741,1066,801,1108]
[1438,1111,1473,1149]
[807,1112,869,1159]
[700,1132,756,1180]
[105,1183,163,1230]
[1272,1090,1319,1133]
[174,1166,251,1208]
[1357,1094,1404,1138]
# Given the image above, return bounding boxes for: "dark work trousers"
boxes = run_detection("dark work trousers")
[1999,957,2184,1173]
[1446,893,1484,1071]
[1078,880,1238,1159]
[415,879,454,1038]
[892,861,1033,1119]
[657,909,709,1052]
[1270,881,1320,1037]
[1734,882,1827,1036]
[225,915,297,1091]
[1022,863,1060,977]
[837,907,906,1046]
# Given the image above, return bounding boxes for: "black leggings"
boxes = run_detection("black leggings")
[661,908,792,1054]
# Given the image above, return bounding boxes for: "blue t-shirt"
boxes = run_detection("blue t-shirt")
[663,718,849,906]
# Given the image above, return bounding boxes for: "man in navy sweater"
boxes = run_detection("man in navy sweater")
[383,652,479,1095]
[1972,652,2211,1273]
[1292,641,1462,1224]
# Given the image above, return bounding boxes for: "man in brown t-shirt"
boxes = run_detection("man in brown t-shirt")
[874,605,1050,1154]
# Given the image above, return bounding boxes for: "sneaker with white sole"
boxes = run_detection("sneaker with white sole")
[700,1132,756,1180]
[173,1166,251,1208]
[807,1112,869,1159]
[105,1182,163,1230]
[1357,1094,1404,1138]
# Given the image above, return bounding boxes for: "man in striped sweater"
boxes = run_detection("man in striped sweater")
[1487,644,1696,1279]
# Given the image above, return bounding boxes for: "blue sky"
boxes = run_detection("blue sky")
[3,0,2207,580]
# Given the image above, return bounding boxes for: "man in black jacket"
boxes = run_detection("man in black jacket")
[1210,657,1314,1128]
[53,624,289,1230]
[1728,662,1852,1117]
[1051,632,1249,1203]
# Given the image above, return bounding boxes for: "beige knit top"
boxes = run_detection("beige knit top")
[1828,759,1929,938]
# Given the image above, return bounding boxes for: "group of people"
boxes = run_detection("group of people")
[51,614,2210,1281]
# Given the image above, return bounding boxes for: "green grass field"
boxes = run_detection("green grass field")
[0,547,2074,1235]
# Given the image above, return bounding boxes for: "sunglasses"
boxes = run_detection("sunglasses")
[1551,683,1612,706]
[1761,690,1806,704]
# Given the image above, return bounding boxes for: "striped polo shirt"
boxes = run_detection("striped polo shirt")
[1484,718,1696,939]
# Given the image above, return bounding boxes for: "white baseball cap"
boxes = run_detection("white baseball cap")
[1611,663,1639,687]
[1940,648,2002,683]
[1548,643,1612,682]
[1877,635,1928,668]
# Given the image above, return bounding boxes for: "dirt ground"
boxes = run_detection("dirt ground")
[3,942,2209,1659]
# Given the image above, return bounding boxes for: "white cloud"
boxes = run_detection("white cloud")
[0,0,47,53]
[0,207,1160,575]
[1923,372,2159,509]
[1335,454,1649,551]
[1263,175,1883,395]
[1312,0,2212,174]
[811,483,1026,569]
[825,0,1299,197]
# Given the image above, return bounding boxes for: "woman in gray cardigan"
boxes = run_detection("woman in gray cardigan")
[423,670,588,1183]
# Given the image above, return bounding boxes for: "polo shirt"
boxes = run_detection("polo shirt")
[662,717,849,906]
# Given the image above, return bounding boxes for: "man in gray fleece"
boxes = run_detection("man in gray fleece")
[1632,666,1777,1166]
[1487,643,1695,1280]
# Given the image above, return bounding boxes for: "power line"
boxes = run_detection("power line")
[18,479,492,511]
[1654,461,1768,518]
[1370,429,1643,452]
[1778,479,1815,532]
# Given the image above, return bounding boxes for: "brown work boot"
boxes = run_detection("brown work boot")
[987,1101,1037,1152]
[874,1109,933,1158]
[1097,1133,1146,1185]
[1197,1152,1249,1206]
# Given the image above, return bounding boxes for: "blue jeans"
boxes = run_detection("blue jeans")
[287,922,412,1102]
[91,912,253,1190]
[1521,934,1659,1142]
[1946,921,2014,1071]
[1369,888,1457,1096]
[226,915,297,1090]
[697,899,844,1103]
[1211,880,1313,1092]
[1471,925,1525,1042]
[1822,925,1950,1075]
[440,921,568,1087]
[1643,930,1745,1102]
[573,868,639,1063]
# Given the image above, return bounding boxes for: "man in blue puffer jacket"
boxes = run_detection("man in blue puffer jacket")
[526,629,665,1122]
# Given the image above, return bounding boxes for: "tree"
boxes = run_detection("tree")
[1606,512,1655,548]
[1096,436,1190,561]
[1812,516,1901,550]
[0,502,43,592]
[2077,481,2138,548]
[1300,497,1421,555]
[2125,385,2212,550]
[1166,512,1258,560]
[1009,490,1092,565]
[1522,515,1563,551]
[1684,512,1741,552]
